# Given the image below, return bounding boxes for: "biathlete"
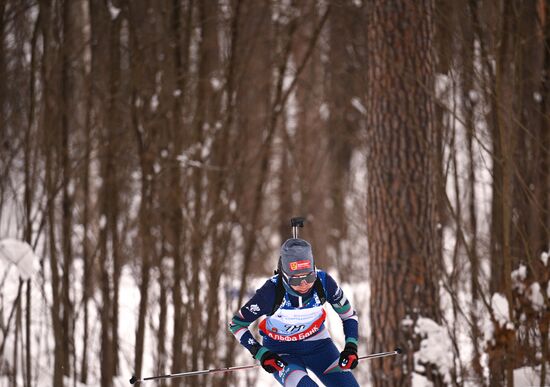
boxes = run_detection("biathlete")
[229,238,360,386]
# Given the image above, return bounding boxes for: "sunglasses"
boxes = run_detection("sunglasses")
[285,271,317,286]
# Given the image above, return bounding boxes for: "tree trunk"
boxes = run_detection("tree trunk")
[79,74,92,384]
[536,1,550,384]
[366,1,441,385]
[458,2,484,380]
[133,126,154,379]
[40,0,65,384]
[327,0,359,278]
[170,2,192,384]
[202,0,242,379]
[99,152,114,387]
[129,2,157,368]
[489,1,516,385]
[60,0,74,377]
[189,0,221,375]
[108,12,122,378]
[24,11,40,387]
[12,286,21,387]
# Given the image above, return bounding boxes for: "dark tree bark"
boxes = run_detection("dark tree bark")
[128,0,159,376]
[514,0,541,264]
[39,0,66,385]
[89,1,123,385]
[221,2,276,381]
[488,2,516,385]
[202,0,242,380]
[170,1,193,385]
[12,283,21,387]
[460,2,483,379]
[537,2,550,383]
[288,2,327,266]
[79,68,92,384]
[0,0,5,141]
[188,0,221,376]
[366,1,442,385]
[23,8,40,387]
[108,11,123,379]
[326,0,360,278]
[60,0,75,377]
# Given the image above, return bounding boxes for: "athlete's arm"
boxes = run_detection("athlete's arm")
[228,278,276,356]
[325,272,359,347]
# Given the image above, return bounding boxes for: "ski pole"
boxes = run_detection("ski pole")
[360,347,402,360]
[129,363,261,384]
[129,347,402,384]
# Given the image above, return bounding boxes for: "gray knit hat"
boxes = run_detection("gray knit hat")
[279,238,315,276]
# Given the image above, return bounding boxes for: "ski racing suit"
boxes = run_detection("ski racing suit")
[229,270,360,387]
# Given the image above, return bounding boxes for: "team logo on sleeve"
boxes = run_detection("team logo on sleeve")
[246,304,260,314]
[289,260,311,271]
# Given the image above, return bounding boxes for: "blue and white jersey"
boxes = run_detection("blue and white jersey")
[259,280,327,341]
[229,270,359,355]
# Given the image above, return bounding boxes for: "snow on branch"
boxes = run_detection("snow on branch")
[0,239,39,280]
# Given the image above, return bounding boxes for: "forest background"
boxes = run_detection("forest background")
[0,0,549,386]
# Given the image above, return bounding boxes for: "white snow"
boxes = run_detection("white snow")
[528,282,545,311]
[511,264,527,291]
[412,372,434,387]
[468,89,479,103]
[108,1,121,20]
[491,293,510,328]
[513,364,548,386]
[150,94,159,111]
[351,97,366,116]
[402,315,414,328]
[541,251,549,266]
[511,264,527,282]
[319,103,330,121]
[484,293,514,345]
[210,77,222,91]
[0,239,39,280]
[99,215,107,229]
[414,317,454,384]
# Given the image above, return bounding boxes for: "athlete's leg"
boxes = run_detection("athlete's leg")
[302,339,360,387]
[269,353,319,387]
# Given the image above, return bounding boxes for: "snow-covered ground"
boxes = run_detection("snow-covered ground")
[1,239,548,386]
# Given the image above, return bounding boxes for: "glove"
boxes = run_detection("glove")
[339,342,359,370]
[256,349,287,373]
